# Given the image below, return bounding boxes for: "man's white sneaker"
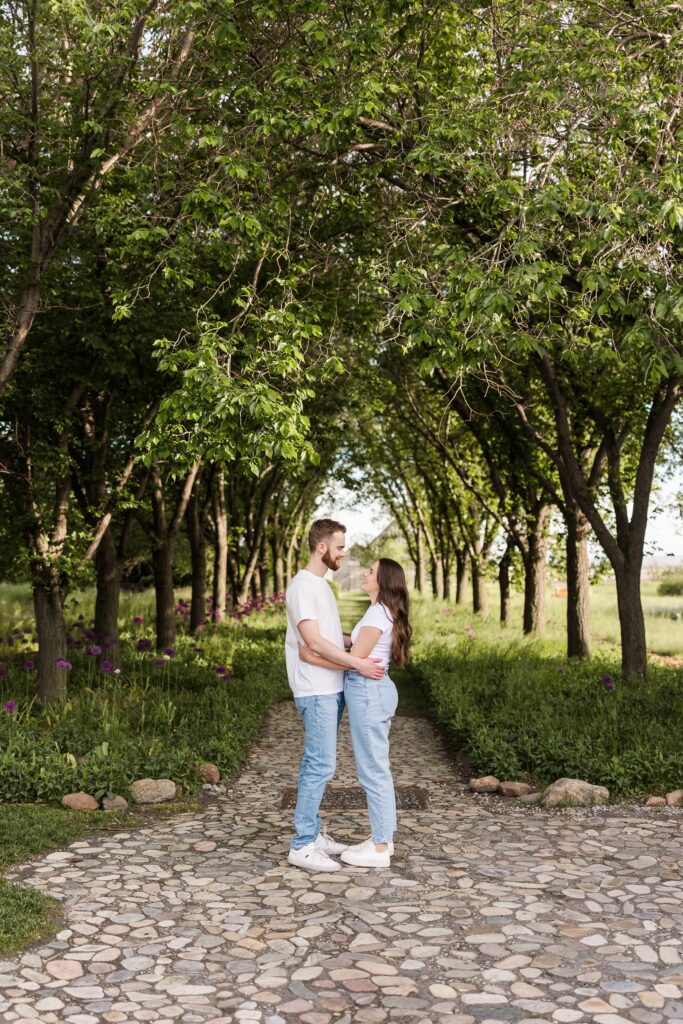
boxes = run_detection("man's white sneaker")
[288,842,341,873]
[314,829,348,856]
[340,838,393,868]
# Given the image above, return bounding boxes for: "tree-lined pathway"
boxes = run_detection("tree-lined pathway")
[2,701,682,1024]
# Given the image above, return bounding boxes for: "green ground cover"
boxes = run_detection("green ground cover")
[409,596,683,796]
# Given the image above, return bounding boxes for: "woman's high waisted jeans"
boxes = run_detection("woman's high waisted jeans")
[344,669,398,844]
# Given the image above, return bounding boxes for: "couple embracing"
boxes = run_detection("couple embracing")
[284,518,412,873]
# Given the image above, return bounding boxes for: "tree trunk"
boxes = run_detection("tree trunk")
[187,488,207,635]
[152,542,176,650]
[441,559,451,599]
[94,526,121,665]
[258,531,270,598]
[415,526,427,593]
[149,461,201,649]
[34,575,68,704]
[522,507,550,634]
[455,550,467,605]
[471,556,489,617]
[272,536,285,595]
[565,503,591,659]
[498,545,512,626]
[212,470,228,623]
[430,558,444,599]
[614,561,648,679]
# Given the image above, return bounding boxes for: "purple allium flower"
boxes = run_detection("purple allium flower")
[215,665,227,676]
[56,658,72,671]
[600,674,615,692]
[556,666,566,673]
[153,657,166,669]
[23,659,35,671]
[100,660,114,675]
[136,638,152,652]
[163,647,176,658]
[133,615,144,624]
[2,700,17,714]
[85,644,102,657]
[0,663,7,679]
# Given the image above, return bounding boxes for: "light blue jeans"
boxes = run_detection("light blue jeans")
[344,670,399,844]
[291,691,345,850]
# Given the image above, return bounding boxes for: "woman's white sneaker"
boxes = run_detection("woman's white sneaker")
[288,842,341,873]
[314,829,348,856]
[340,838,393,868]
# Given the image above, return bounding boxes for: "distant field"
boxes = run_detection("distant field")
[0,576,681,661]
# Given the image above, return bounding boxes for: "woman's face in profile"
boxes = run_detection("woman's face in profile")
[361,561,380,598]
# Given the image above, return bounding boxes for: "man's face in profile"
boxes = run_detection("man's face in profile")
[322,531,346,572]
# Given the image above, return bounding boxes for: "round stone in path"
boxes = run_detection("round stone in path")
[2,703,682,1023]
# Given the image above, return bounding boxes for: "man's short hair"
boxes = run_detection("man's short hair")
[308,518,346,553]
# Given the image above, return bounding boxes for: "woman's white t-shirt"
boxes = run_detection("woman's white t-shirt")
[351,602,394,670]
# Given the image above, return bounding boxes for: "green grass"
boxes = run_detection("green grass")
[408,596,683,796]
[484,579,683,659]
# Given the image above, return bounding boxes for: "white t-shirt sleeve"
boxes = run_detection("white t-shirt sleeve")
[288,581,320,626]
[360,603,392,632]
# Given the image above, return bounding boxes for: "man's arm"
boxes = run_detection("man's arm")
[298,620,384,679]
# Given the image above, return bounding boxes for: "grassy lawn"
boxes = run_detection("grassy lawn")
[495,579,683,659]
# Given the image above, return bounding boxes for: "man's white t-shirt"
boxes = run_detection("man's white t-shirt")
[351,602,393,670]
[285,570,344,697]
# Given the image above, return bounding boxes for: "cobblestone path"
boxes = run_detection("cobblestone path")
[2,701,682,1024]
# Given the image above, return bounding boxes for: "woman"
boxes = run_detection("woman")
[299,557,412,868]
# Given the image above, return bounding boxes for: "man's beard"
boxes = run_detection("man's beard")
[322,551,342,571]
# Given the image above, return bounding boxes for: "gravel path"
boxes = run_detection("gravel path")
[2,701,682,1024]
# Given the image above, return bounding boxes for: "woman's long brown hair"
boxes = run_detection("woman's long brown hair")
[376,558,412,668]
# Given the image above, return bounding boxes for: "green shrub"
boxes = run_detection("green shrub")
[657,580,683,597]
[657,572,683,597]
[0,625,289,805]
[410,603,683,797]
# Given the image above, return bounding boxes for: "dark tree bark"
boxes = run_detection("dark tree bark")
[565,502,591,659]
[33,573,69,705]
[455,548,468,604]
[150,461,201,650]
[94,526,121,661]
[258,530,270,599]
[415,525,427,593]
[522,504,550,635]
[498,542,513,626]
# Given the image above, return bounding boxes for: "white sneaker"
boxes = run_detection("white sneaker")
[340,838,394,868]
[314,829,349,856]
[288,842,341,873]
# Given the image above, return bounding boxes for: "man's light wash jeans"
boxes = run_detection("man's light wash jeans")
[344,669,399,844]
[291,691,345,850]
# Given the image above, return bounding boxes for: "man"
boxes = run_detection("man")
[285,518,384,872]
